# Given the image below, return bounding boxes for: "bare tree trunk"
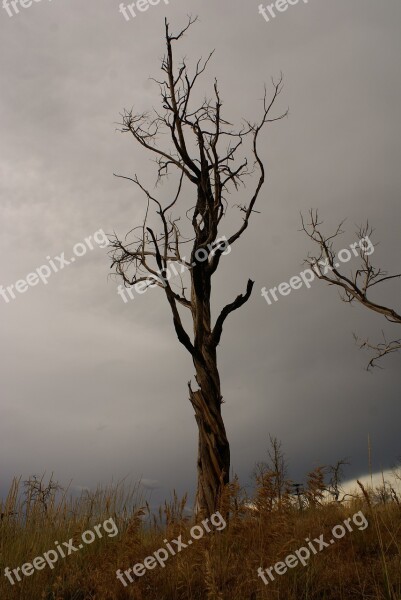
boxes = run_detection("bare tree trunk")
[189,352,230,517]
[188,257,230,516]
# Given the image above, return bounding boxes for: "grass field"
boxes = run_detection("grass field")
[0,467,400,600]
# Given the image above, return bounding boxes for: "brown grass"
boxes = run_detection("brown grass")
[0,471,400,600]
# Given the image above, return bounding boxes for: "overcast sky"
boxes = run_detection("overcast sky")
[1,0,401,508]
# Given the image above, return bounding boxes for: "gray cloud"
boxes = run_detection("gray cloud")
[1,0,400,507]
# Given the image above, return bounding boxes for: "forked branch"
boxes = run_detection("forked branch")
[301,209,401,369]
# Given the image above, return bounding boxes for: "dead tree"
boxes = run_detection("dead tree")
[327,458,349,502]
[301,209,401,370]
[266,435,288,507]
[23,474,62,517]
[109,17,287,517]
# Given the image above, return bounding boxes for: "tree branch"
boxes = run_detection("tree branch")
[211,279,254,347]
[301,209,401,369]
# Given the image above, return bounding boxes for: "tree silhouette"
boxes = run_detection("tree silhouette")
[110,17,287,516]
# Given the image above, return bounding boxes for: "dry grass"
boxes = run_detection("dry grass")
[0,470,400,600]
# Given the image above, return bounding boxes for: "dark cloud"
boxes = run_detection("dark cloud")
[1,0,400,506]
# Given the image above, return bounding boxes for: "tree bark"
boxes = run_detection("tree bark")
[189,353,230,517]
[188,254,230,516]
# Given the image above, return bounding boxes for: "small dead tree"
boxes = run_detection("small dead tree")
[301,209,401,370]
[327,458,349,502]
[253,436,289,511]
[23,474,62,517]
[267,435,288,507]
[109,18,287,517]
